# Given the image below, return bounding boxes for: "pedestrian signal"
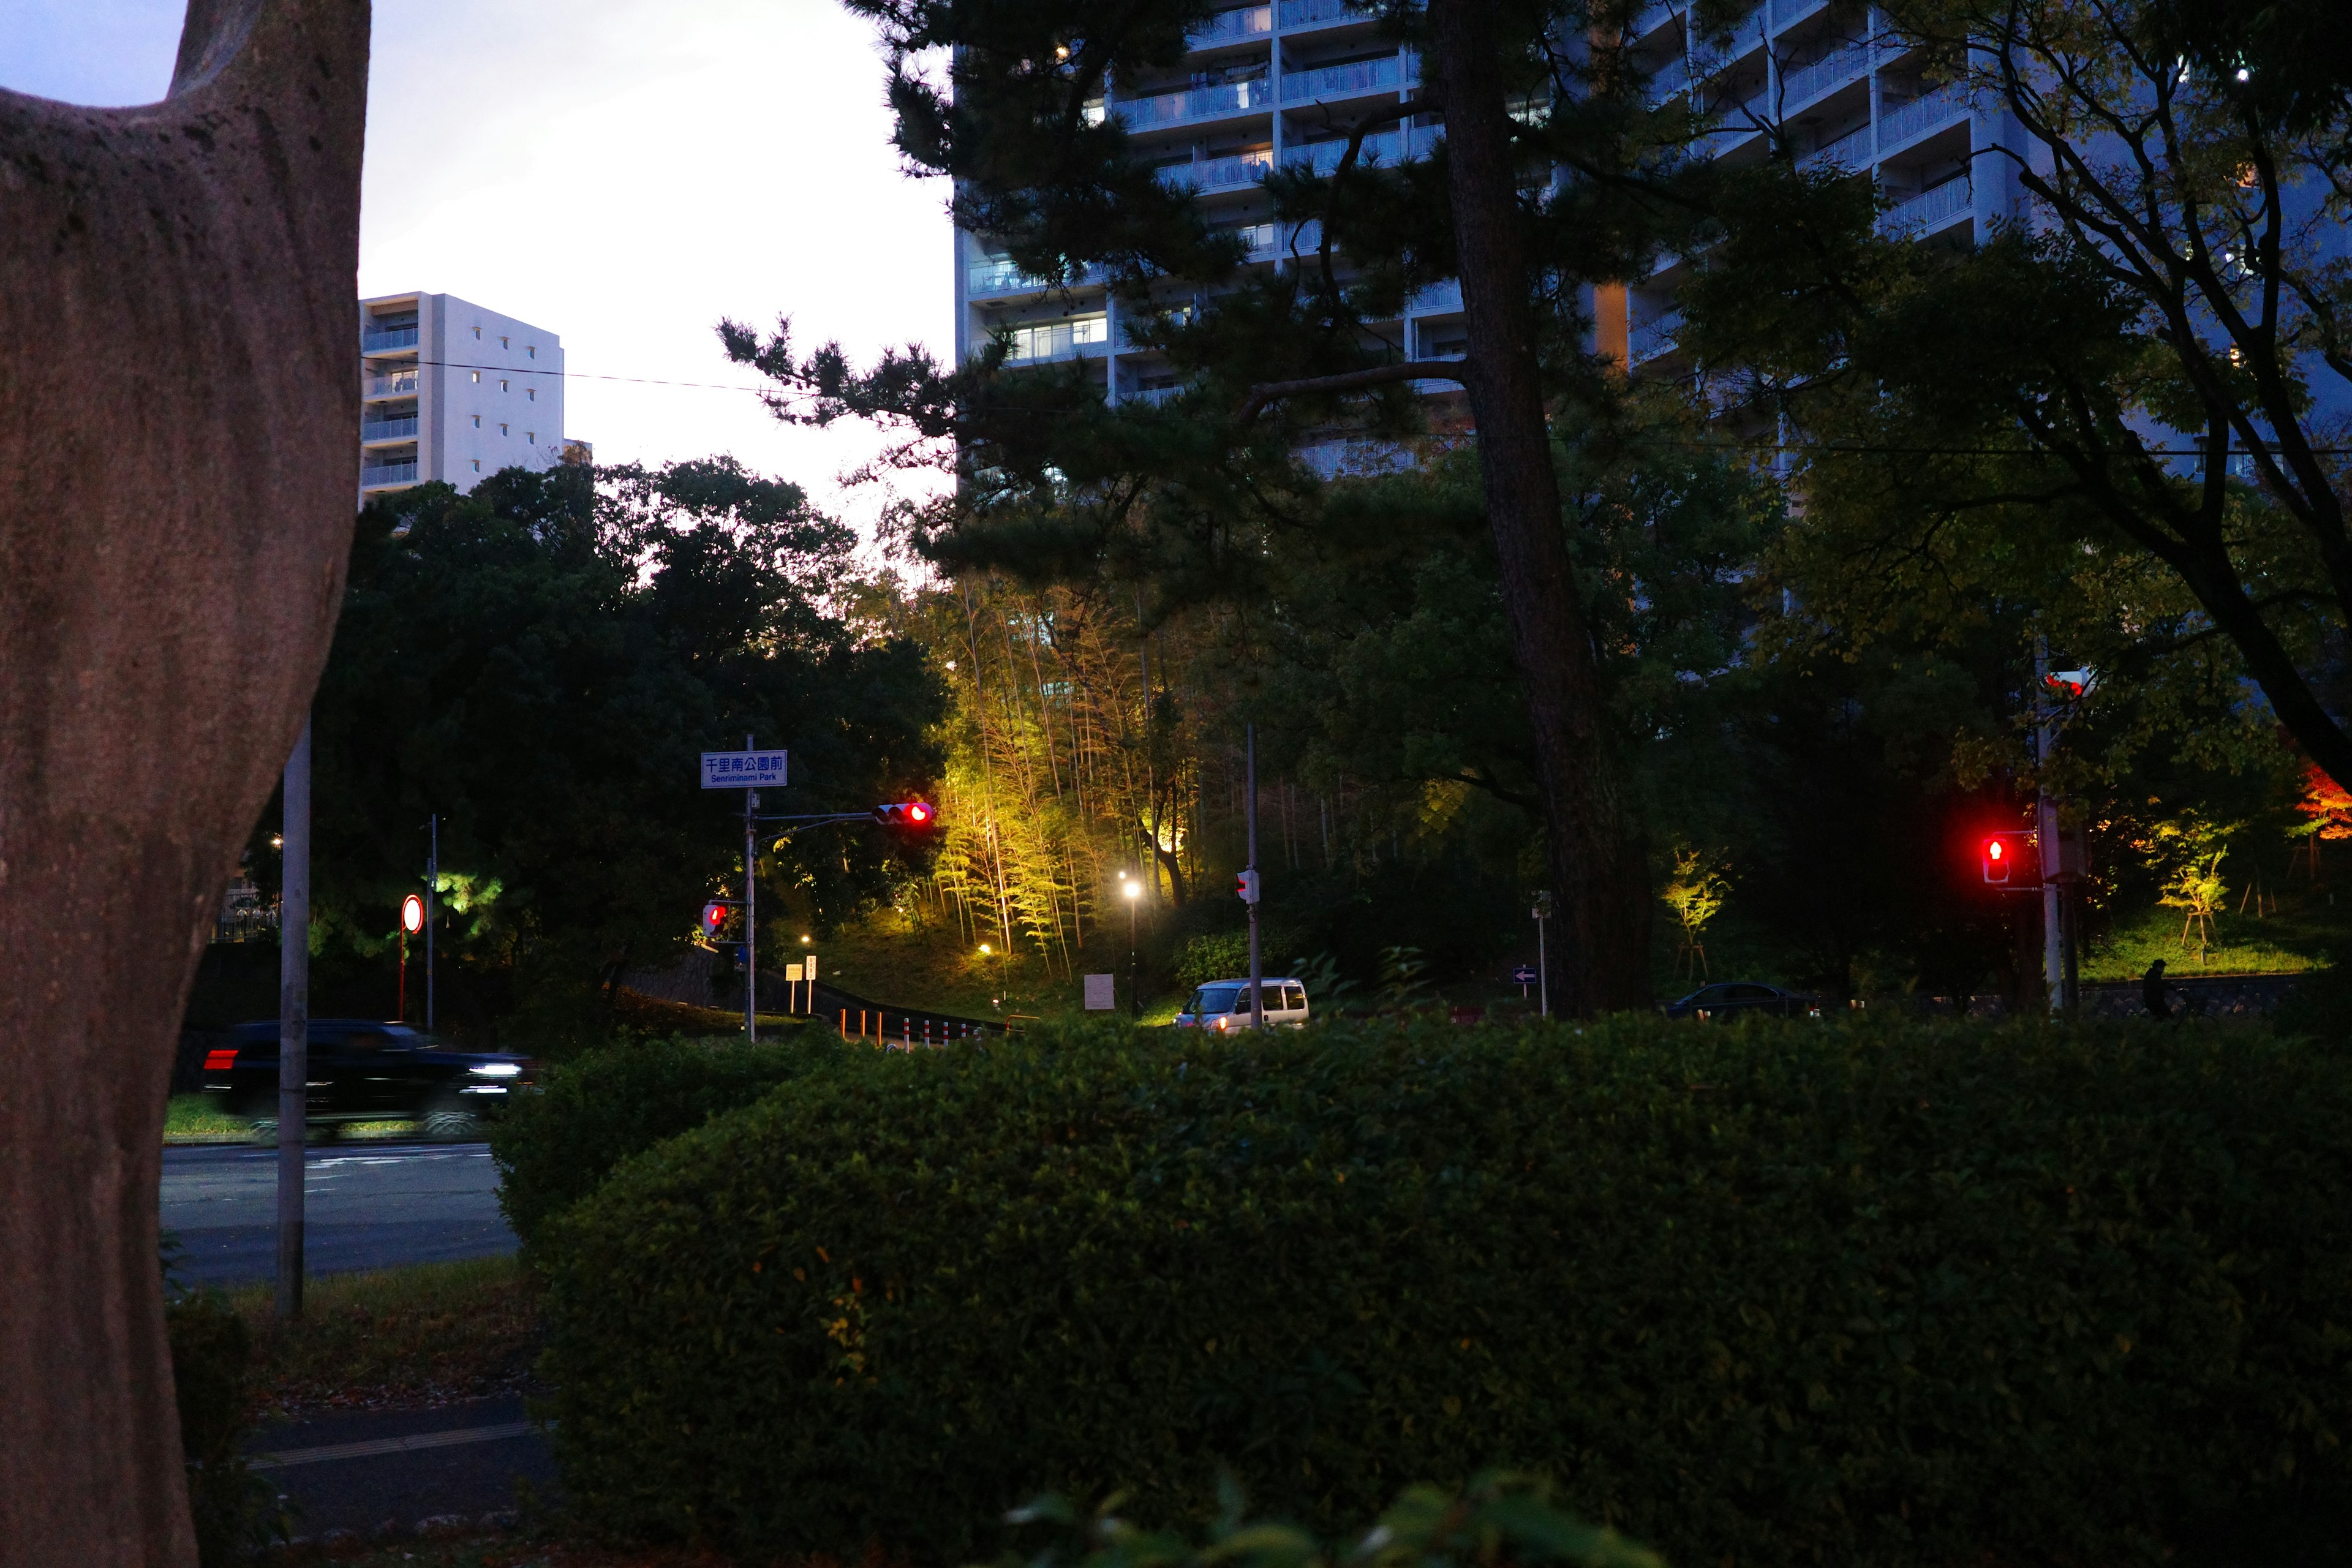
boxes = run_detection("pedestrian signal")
[702,902,729,937]
[1236,869,1261,905]
[875,801,937,829]
[1981,837,2011,884]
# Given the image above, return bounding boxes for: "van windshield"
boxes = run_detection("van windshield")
[1187,985,1243,1016]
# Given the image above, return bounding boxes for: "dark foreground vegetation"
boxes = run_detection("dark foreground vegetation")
[497,1016,2352,1568]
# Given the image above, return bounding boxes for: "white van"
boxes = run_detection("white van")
[1174,977,1310,1031]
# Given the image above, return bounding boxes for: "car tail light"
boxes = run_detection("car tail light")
[203,1049,238,1072]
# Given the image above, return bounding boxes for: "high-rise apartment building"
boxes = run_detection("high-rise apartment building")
[953,2,2024,411]
[954,0,1463,440]
[357,292,576,502]
[1614,2,2024,372]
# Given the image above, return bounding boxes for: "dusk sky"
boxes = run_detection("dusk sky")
[0,0,956,535]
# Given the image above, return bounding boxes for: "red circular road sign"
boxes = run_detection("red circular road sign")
[401,893,425,934]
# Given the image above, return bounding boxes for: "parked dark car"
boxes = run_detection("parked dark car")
[198,1019,538,1143]
[1663,982,1822,1020]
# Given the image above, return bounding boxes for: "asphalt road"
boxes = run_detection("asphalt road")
[161,1142,515,1287]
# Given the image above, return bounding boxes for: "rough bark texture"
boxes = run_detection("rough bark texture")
[0,2,368,1561]
[1425,0,1652,1015]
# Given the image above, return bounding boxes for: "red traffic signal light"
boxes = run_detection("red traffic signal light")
[1981,837,2011,884]
[1235,868,1261,905]
[702,902,729,937]
[876,801,937,829]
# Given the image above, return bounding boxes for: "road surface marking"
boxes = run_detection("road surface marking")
[248,1419,539,1469]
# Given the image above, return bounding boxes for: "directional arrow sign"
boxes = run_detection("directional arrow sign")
[1510,965,1538,985]
[701,750,787,788]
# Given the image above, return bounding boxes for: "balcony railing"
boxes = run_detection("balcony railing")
[1409,279,1463,314]
[1279,0,1376,26]
[360,460,419,487]
[364,370,420,398]
[1779,43,1868,110]
[361,325,419,352]
[1879,176,1972,235]
[1115,76,1276,128]
[1798,123,1871,172]
[1875,83,1969,155]
[1158,148,1274,192]
[1281,53,1403,102]
[1188,4,1271,45]
[970,257,1103,295]
[1282,128,1408,175]
[1687,6,1766,79]
[1629,309,1686,364]
[361,416,420,442]
[1126,385,1184,407]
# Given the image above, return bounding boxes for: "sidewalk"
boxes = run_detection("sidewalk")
[249,1391,555,1539]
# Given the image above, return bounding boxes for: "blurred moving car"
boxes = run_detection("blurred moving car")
[198,1019,538,1143]
[1174,978,1310,1030]
[1663,982,1822,1020]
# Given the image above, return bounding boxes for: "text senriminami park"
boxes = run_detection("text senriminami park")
[701,750,788,788]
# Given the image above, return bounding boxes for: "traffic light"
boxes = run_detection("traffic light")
[1981,836,2011,884]
[701,902,729,938]
[875,801,937,829]
[1236,868,1261,905]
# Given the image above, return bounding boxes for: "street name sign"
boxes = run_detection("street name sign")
[701,750,787,788]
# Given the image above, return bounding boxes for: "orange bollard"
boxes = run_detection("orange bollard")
[839,1009,847,1040]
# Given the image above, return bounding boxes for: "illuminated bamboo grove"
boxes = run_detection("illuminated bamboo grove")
[889,575,1452,980]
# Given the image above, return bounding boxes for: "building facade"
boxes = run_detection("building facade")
[953,2,2029,418]
[1615,1,2027,373]
[953,0,1463,439]
[358,291,575,502]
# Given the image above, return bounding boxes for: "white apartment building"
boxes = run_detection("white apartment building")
[358,292,576,502]
[1613,1,2027,372]
[954,0,1464,448]
[954,1,2026,419]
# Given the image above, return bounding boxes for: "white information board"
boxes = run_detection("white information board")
[1084,973,1116,1011]
[701,750,788,788]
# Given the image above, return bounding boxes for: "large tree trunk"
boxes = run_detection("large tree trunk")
[1425,0,1653,1015]
[0,2,368,1561]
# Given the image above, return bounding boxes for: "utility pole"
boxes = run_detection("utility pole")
[276,717,311,1322]
[1246,723,1263,1030]
[425,813,437,1032]
[2033,638,2072,1015]
[744,732,758,1043]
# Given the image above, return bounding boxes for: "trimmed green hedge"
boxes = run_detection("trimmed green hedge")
[491,1033,846,1246]
[536,1016,2352,1565]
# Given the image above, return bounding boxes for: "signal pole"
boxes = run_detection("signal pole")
[2033,639,2073,1016]
[745,733,758,1044]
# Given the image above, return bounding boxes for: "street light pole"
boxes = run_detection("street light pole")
[1246,723,1263,1030]
[276,717,311,1322]
[1124,876,1142,1019]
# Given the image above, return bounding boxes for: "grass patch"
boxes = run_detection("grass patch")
[227,1255,536,1414]
[165,1093,251,1140]
[2082,902,2332,981]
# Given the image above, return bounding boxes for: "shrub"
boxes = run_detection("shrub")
[166,1288,284,1564]
[491,1033,846,1246]
[536,1016,2352,1566]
